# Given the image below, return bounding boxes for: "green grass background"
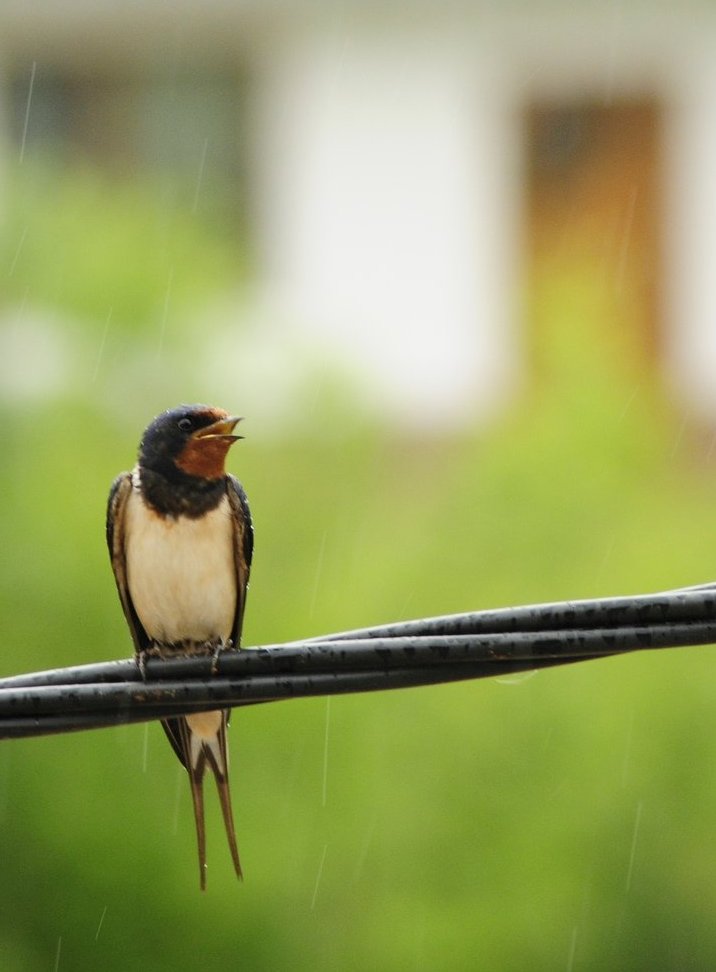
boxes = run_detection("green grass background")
[1,166,716,971]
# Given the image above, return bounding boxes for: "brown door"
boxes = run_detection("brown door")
[524,99,662,376]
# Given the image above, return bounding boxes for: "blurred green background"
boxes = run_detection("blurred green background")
[2,164,716,971]
[3,12,716,971]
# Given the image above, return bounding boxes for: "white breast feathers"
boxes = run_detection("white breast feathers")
[124,485,237,646]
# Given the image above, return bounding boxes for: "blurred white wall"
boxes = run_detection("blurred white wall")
[664,41,716,422]
[255,27,521,429]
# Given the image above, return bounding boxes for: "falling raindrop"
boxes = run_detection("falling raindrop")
[141,721,149,774]
[8,227,28,277]
[19,61,36,164]
[594,535,616,588]
[157,267,174,362]
[625,800,643,893]
[192,138,209,214]
[494,669,538,686]
[309,531,328,620]
[171,764,183,836]
[614,184,638,295]
[94,906,108,942]
[617,387,638,424]
[566,925,578,972]
[669,415,688,460]
[621,710,635,787]
[321,697,330,808]
[310,843,328,911]
[351,813,377,884]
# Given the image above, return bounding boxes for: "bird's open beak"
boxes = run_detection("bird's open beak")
[193,416,244,442]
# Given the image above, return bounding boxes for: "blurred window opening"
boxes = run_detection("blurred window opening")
[6,62,251,228]
[524,99,663,373]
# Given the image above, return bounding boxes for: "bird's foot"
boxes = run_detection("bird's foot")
[136,643,182,677]
[210,639,233,675]
[136,650,148,682]
[135,646,167,679]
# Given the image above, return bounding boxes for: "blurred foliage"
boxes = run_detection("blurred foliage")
[2,170,716,972]
[1,161,248,335]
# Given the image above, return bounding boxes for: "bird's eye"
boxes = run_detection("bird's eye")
[177,418,193,432]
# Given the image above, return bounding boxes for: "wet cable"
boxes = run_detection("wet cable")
[0,582,714,739]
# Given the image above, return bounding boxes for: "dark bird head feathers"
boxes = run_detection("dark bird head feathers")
[137,404,244,517]
[139,405,243,482]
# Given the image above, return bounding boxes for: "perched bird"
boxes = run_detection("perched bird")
[106,404,253,890]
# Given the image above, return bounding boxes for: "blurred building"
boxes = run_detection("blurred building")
[2,2,716,427]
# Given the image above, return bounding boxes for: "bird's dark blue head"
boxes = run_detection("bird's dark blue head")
[138,404,243,482]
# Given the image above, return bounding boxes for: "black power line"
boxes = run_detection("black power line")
[1,583,714,740]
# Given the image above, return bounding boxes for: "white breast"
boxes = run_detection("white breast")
[124,480,237,646]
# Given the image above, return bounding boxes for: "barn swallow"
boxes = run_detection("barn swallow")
[106,404,253,890]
